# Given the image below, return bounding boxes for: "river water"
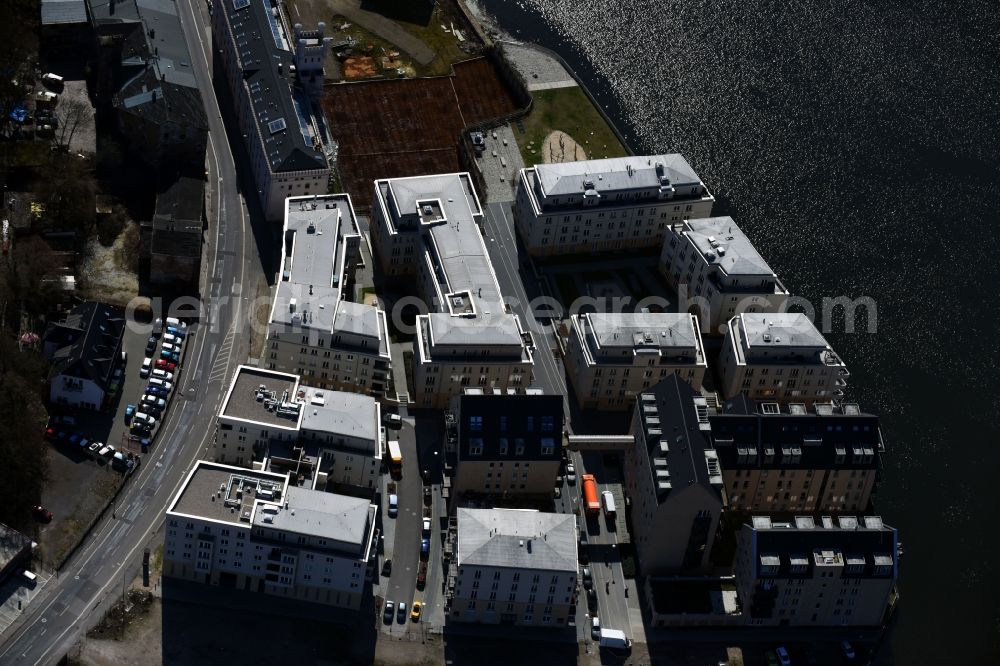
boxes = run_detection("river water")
[472,0,1000,661]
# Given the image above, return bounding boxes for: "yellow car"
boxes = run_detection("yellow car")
[410,601,422,622]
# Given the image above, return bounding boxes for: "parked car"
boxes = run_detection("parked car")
[383,601,394,623]
[87,441,103,455]
[77,437,90,449]
[148,378,173,392]
[125,404,137,422]
[140,357,152,378]
[98,443,116,459]
[840,641,856,660]
[420,538,430,557]
[160,349,180,363]
[151,369,174,381]
[142,394,166,410]
[422,518,431,536]
[553,486,562,499]
[145,336,157,356]
[423,485,432,505]
[587,587,598,612]
[416,562,427,590]
[388,494,398,518]
[397,601,407,623]
[166,325,186,338]
[383,412,402,429]
[591,616,601,640]
[152,318,163,336]
[132,412,156,429]
[582,566,592,590]
[67,432,81,446]
[382,559,392,576]
[44,427,56,440]
[776,646,791,666]
[566,463,577,485]
[155,359,176,371]
[33,505,53,522]
[51,415,77,426]
[410,601,422,622]
[161,342,176,354]
[145,384,168,397]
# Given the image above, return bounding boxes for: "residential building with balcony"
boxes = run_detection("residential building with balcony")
[711,398,882,514]
[213,366,384,495]
[450,390,563,498]
[513,155,715,257]
[449,508,577,626]
[164,461,377,610]
[264,195,391,396]
[565,312,707,411]
[659,217,789,335]
[625,375,724,574]
[735,515,899,626]
[719,313,849,405]
[371,173,533,408]
[212,0,332,220]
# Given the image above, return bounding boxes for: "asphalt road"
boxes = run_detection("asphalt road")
[381,421,421,636]
[481,202,569,412]
[0,1,262,662]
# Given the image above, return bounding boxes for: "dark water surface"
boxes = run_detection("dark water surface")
[474,0,1000,661]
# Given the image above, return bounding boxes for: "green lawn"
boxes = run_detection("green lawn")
[515,86,629,167]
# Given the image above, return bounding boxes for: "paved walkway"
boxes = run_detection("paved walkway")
[329,0,437,65]
[501,41,578,92]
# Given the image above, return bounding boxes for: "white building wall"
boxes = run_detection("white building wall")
[49,375,104,410]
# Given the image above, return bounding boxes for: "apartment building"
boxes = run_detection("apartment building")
[565,312,707,411]
[371,173,533,408]
[719,313,849,405]
[712,398,882,514]
[164,461,377,610]
[514,155,715,257]
[659,217,789,335]
[213,366,383,493]
[265,195,391,396]
[450,508,577,626]
[735,515,899,627]
[625,375,724,575]
[213,0,332,220]
[450,390,563,497]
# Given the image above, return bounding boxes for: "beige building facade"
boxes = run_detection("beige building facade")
[565,312,707,411]
[370,173,533,409]
[514,155,715,257]
[659,216,789,336]
[719,313,849,405]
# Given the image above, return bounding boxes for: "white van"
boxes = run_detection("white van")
[35,91,57,103]
[602,490,616,515]
[22,570,37,585]
[140,357,152,378]
[42,72,64,86]
[152,369,174,381]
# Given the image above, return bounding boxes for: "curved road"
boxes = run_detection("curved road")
[0,1,261,662]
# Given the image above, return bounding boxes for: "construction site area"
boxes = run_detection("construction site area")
[322,57,524,206]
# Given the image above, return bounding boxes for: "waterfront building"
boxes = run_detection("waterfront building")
[565,312,707,411]
[213,0,332,220]
[264,195,391,397]
[164,461,377,610]
[712,398,881,514]
[513,155,715,257]
[213,366,383,494]
[449,508,577,626]
[370,173,533,408]
[735,515,898,627]
[449,390,563,498]
[719,313,848,405]
[625,375,724,574]
[659,216,789,335]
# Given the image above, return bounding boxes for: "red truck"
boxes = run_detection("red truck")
[581,474,600,514]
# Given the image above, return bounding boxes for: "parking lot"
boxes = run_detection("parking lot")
[38,318,188,569]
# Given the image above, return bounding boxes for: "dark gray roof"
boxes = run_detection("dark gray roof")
[456,392,563,462]
[45,301,125,392]
[219,0,325,173]
[115,69,207,130]
[154,175,204,224]
[42,0,87,25]
[634,375,723,503]
[712,398,881,471]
